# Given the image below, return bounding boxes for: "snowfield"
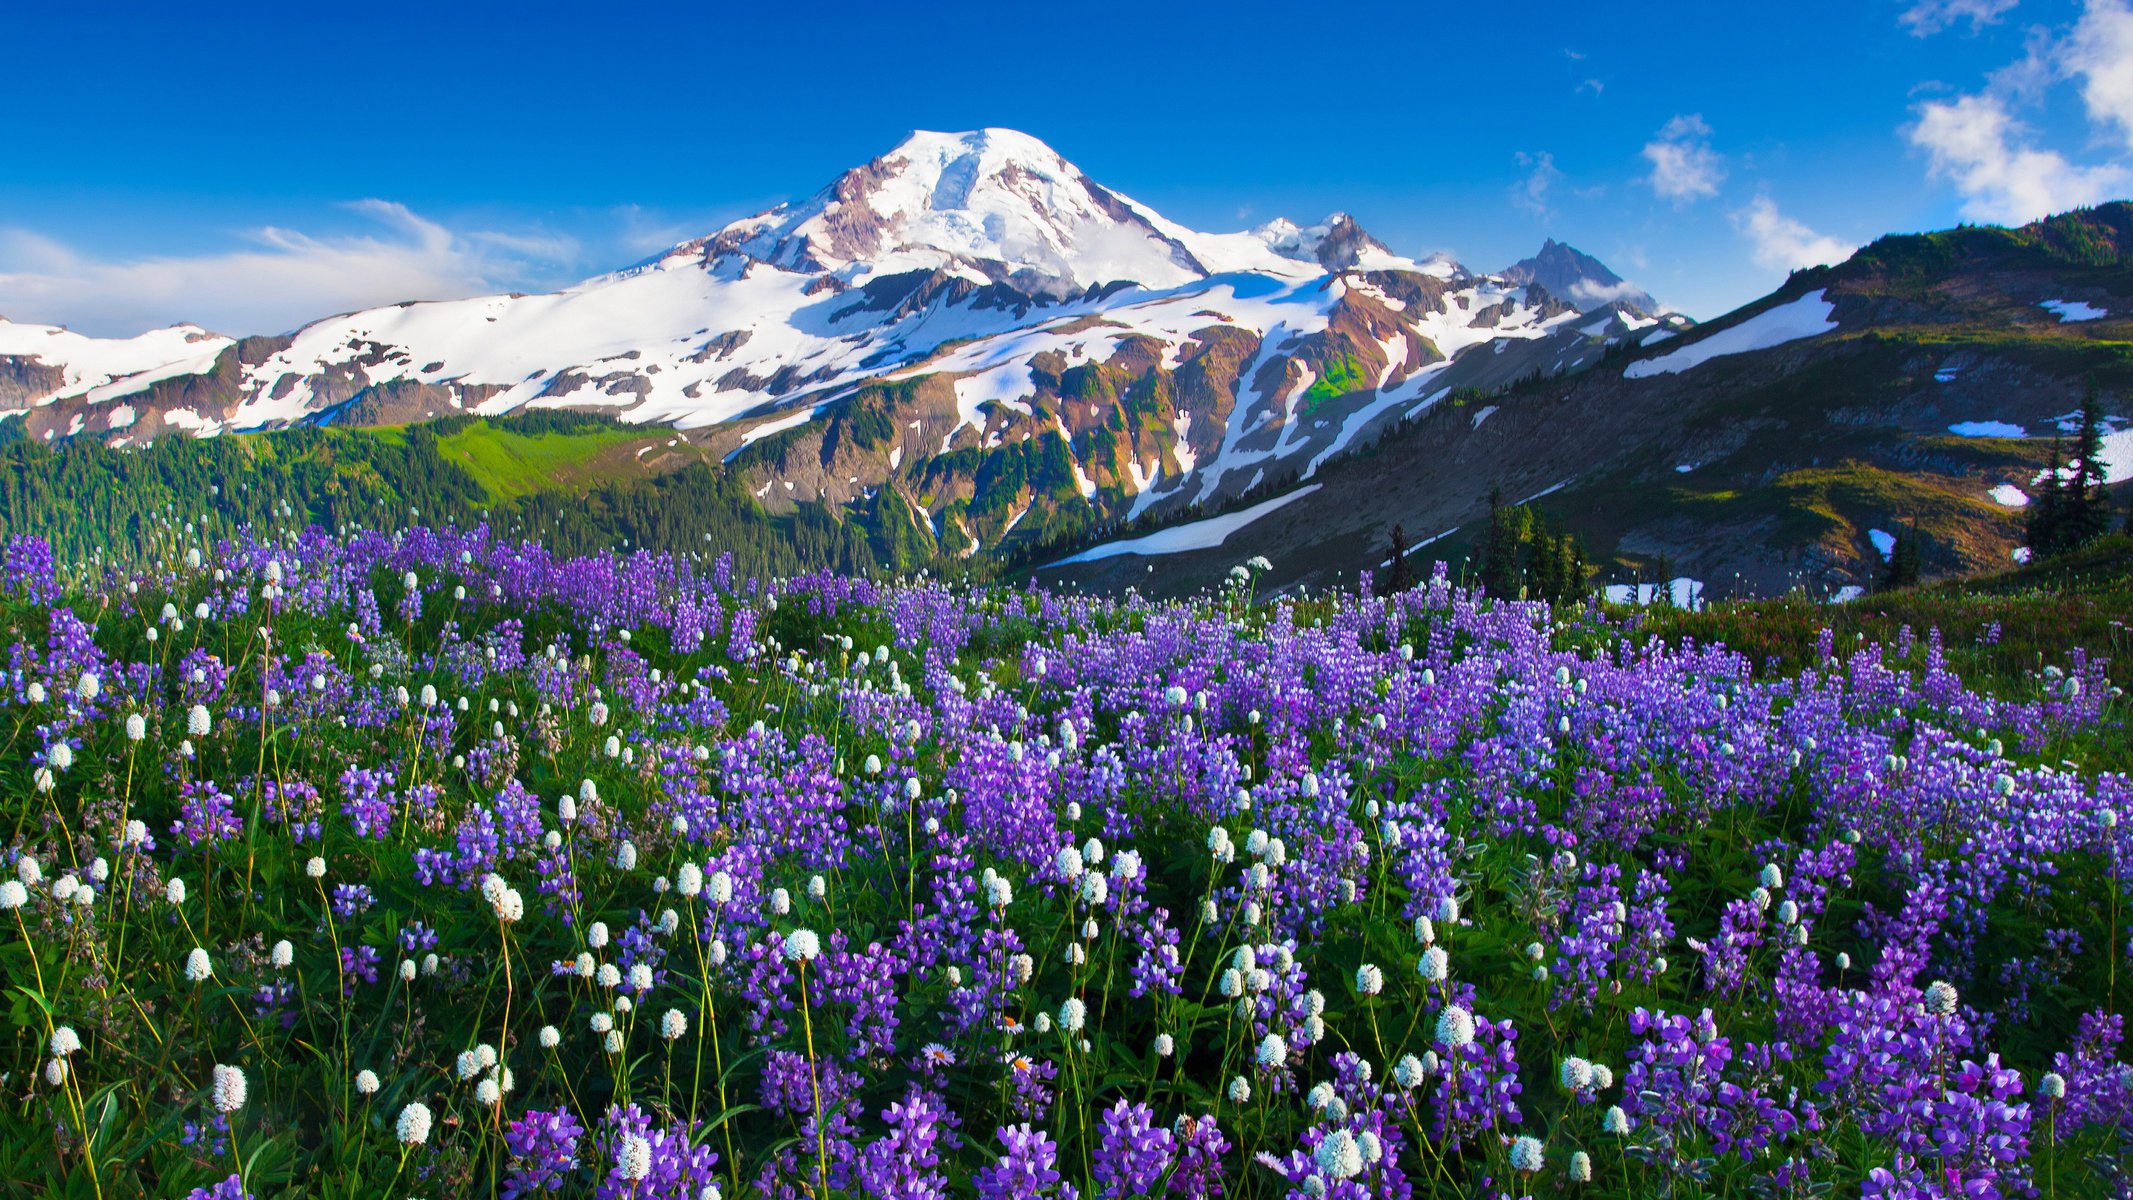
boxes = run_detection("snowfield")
[0,319,234,403]
[1049,484,1322,565]
[1623,291,1837,379]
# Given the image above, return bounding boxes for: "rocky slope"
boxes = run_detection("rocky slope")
[1037,206,2133,600]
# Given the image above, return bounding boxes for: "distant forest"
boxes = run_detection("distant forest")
[0,413,895,581]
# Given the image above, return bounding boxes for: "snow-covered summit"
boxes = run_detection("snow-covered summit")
[671,129,1429,292]
[682,128,1215,293]
[1499,239,1659,315]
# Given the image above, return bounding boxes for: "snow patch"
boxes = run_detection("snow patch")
[1623,291,1836,379]
[2041,299,2107,322]
[724,406,819,461]
[2094,427,2133,484]
[1470,405,1498,430]
[1050,485,1322,565]
[1868,529,1895,560]
[1602,578,1706,609]
[1989,483,2029,507]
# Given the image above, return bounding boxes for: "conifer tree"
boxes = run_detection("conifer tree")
[2027,430,2068,556]
[1377,524,1416,597]
[1478,488,1524,599]
[2066,383,2113,548]
[1880,523,1922,591]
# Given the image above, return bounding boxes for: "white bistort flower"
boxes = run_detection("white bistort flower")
[621,1133,653,1181]
[1255,1033,1288,1067]
[211,1064,247,1113]
[1435,1004,1476,1048]
[1315,1129,1364,1180]
[1509,1135,1545,1174]
[356,1069,380,1095]
[784,928,821,962]
[397,1101,433,1145]
[184,947,213,982]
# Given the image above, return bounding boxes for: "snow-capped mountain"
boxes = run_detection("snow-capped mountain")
[1500,239,1659,317]
[0,128,1676,552]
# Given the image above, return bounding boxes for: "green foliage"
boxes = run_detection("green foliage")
[2028,385,2120,559]
[1880,524,1924,591]
[1301,352,1367,412]
[1474,493,1588,605]
[427,419,645,504]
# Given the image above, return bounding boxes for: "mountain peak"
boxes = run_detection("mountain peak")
[1501,240,1658,315]
[695,127,1211,294]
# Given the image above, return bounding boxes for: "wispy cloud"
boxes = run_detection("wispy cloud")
[1510,152,1564,218]
[1900,0,2020,36]
[1642,115,1726,205]
[1733,195,1855,271]
[1907,0,2133,225]
[0,201,588,338]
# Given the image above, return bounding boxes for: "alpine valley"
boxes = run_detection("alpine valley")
[3,127,2128,596]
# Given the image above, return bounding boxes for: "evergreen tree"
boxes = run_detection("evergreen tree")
[1377,523,1416,597]
[1558,534,1586,605]
[1478,488,1524,599]
[2066,383,2113,548]
[1529,522,1563,604]
[2028,386,2117,558]
[2026,431,2068,557]
[1880,523,1923,591]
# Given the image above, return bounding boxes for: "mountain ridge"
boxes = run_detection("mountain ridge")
[1,128,1678,563]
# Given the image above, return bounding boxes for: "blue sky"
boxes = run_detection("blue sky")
[4,0,2131,335]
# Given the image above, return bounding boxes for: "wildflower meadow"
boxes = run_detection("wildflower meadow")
[2,523,2130,1199]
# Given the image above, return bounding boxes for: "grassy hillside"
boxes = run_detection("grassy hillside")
[425,419,653,503]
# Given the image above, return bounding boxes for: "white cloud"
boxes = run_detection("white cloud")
[0,201,578,338]
[1905,1,2133,223]
[1900,0,2019,36]
[1734,195,1855,271]
[2064,0,2133,150]
[1642,115,1725,204]
[1910,91,2132,222]
[1568,278,1649,306]
[1510,152,1563,218]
